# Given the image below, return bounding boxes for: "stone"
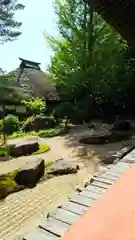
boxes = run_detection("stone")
[15,158,44,187]
[88,123,96,129]
[75,146,88,157]
[48,160,79,176]
[22,116,56,132]
[112,120,132,131]
[111,130,131,142]
[102,155,116,164]
[8,140,39,157]
[0,184,8,199]
[79,131,112,145]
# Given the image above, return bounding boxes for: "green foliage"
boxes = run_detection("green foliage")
[0,72,26,103]
[0,147,9,157]
[0,0,25,43]
[22,97,46,115]
[2,114,20,135]
[37,127,68,137]
[45,0,135,119]
[10,126,68,139]
[53,102,75,120]
[22,115,56,132]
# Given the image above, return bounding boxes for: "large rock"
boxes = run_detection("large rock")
[48,160,79,176]
[22,116,56,132]
[0,184,9,199]
[15,158,44,187]
[8,140,39,157]
[112,120,132,131]
[111,130,131,142]
[79,131,112,145]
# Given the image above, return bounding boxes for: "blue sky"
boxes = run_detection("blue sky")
[0,0,58,72]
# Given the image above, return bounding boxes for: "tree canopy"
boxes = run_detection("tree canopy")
[0,0,24,43]
[45,0,135,121]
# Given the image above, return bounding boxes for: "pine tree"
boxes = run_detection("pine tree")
[0,0,25,43]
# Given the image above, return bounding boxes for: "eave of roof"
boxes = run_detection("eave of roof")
[88,0,135,48]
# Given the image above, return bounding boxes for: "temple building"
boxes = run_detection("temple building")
[16,58,59,101]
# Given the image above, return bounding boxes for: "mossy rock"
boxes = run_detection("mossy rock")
[32,144,50,155]
[0,184,9,199]
[22,116,56,132]
[112,120,132,131]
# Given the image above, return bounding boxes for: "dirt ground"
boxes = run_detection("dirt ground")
[0,124,133,240]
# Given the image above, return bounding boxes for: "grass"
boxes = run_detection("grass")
[32,144,50,155]
[0,144,51,158]
[9,126,69,140]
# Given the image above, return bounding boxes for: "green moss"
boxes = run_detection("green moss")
[0,161,53,199]
[9,126,69,139]
[44,161,53,168]
[32,144,50,155]
[0,171,20,199]
[0,147,9,157]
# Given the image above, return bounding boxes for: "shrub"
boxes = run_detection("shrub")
[37,127,68,138]
[53,102,75,128]
[22,115,56,132]
[53,102,74,120]
[1,114,20,135]
[22,97,46,115]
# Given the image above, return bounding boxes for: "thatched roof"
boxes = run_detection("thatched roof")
[12,68,60,101]
[88,0,135,48]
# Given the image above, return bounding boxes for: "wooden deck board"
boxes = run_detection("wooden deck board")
[79,190,100,200]
[115,144,135,159]
[22,228,58,240]
[61,201,88,215]
[21,149,134,240]
[91,180,111,189]
[96,174,118,181]
[91,177,115,185]
[63,163,135,240]
[121,149,135,163]
[39,217,70,237]
[50,208,79,225]
[85,185,106,194]
[70,194,95,207]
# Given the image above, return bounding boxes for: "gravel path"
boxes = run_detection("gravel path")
[0,125,133,240]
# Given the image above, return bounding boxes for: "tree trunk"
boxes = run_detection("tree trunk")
[65,116,69,130]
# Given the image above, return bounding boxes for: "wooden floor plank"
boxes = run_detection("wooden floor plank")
[85,185,106,194]
[22,228,58,240]
[79,190,100,200]
[115,145,135,159]
[70,194,95,207]
[62,163,135,240]
[50,208,79,225]
[97,174,118,181]
[91,181,111,189]
[104,170,122,177]
[91,177,115,185]
[95,171,121,179]
[107,168,129,175]
[121,152,135,163]
[111,162,131,170]
[121,149,135,163]
[39,217,70,237]
[61,201,88,215]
